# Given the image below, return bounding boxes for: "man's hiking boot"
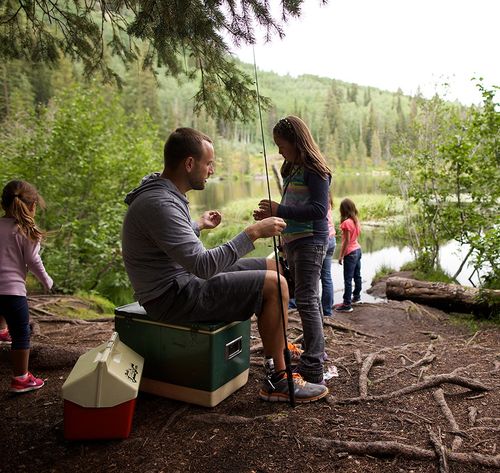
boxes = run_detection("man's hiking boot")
[259,371,329,403]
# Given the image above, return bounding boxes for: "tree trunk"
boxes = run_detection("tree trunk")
[385,277,500,315]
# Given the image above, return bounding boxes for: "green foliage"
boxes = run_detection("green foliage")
[390,83,500,286]
[1,83,161,300]
[0,0,306,121]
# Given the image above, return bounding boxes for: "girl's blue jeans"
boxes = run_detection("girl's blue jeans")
[320,236,336,316]
[285,242,327,383]
[342,248,362,305]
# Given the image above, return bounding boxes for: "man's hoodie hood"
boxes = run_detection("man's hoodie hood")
[124,173,188,206]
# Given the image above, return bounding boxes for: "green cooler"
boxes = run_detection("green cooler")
[114,302,250,407]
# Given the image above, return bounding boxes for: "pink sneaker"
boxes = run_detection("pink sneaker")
[10,372,45,393]
[0,329,11,346]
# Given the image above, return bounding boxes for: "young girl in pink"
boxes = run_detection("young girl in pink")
[0,180,53,393]
[335,198,362,313]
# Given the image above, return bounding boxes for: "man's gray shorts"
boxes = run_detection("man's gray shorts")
[144,258,267,324]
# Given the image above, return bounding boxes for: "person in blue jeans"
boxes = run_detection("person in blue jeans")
[255,116,331,384]
[335,198,362,313]
[321,194,336,317]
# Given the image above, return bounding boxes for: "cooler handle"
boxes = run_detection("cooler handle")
[225,336,242,360]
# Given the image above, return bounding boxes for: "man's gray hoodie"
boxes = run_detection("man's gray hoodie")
[122,174,255,306]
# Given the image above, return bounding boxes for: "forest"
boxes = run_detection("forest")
[1,47,498,307]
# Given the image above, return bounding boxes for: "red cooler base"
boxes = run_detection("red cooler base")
[64,399,136,440]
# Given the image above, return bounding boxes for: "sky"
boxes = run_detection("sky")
[230,0,499,105]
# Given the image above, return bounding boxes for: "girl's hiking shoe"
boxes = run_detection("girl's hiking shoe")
[352,297,361,304]
[0,328,11,346]
[334,303,353,313]
[259,371,329,403]
[10,372,45,393]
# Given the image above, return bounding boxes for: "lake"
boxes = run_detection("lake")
[188,174,480,301]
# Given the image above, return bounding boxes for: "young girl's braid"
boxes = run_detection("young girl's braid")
[1,181,45,242]
[274,117,296,142]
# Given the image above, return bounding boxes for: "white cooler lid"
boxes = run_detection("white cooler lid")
[62,332,144,408]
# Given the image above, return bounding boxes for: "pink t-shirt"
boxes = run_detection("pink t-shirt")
[0,217,53,296]
[340,218,361,256]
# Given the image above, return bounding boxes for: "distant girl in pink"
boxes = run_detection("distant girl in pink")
[0,180,53,393]
[335,198,362,313]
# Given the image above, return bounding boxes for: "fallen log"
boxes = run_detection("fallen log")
[386,277,500,315]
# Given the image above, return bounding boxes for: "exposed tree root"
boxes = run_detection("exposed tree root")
[322,319,378,338]
[304,437,500,468]
[184,413,284,425]
[359,352,386,397]
[159,405,189,435]
[433,388,462,451]
[337,371,490,404]
[468,407,478,426]
[427,426,449,473]
[373,353,436,385]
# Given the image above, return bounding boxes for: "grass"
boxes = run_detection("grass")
[336,193,407,222]
[372,264,398,283]
[201,194,404,249]
[400,260,455,284]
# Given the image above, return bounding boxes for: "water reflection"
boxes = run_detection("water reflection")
[189,173,390,210]
[190,177,480,302]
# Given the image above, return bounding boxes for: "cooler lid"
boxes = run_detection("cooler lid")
[62,332,144,408]
[114,302,229,331]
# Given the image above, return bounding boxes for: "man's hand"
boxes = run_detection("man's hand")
[253,199,279,220]
[198,210,222,231]
[245,217,286,241]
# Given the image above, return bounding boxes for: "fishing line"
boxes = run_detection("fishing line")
[252,47,295,407]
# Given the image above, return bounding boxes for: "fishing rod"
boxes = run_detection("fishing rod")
[252,48,295,408]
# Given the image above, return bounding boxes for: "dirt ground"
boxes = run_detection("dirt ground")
[1,276,499,473]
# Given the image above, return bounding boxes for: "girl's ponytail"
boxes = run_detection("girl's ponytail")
[1,180,45,242]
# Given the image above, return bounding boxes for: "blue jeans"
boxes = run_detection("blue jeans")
[320,236,336,316]
[285,242,327,383]
[342,248,362,305]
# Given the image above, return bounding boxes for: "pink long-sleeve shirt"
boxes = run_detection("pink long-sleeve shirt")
[0,217,53,296]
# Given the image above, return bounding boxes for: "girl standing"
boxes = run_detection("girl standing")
[335,198,362,313]
[254,116,331,384]
[0,180,53,393]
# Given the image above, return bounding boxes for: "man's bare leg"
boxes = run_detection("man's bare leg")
[257,270,289,372]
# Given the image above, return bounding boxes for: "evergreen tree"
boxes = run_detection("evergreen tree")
[0,0,310,121]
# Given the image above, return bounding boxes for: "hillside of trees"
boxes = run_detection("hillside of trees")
[0,55,437,177]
